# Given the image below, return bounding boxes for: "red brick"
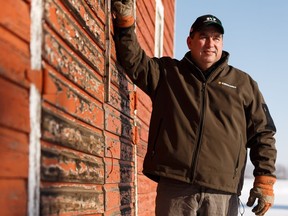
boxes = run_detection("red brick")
[85,0,105,23]
[41,182,104,215]
[138,192,157,216]
[138,174,157,194]
[105,131,134,161]
[104,104,134,139]
[0,179,27,216]
[42,32,105,102]
[136,0,155,56]
[41,104,105,157]
[0,127,29,178]
[0,1,30,42]
[0,77,30,132]
[43,0,105,74]
[0,0,176,215]
[104,184,121,211]
[41,141,105,184]
[43,69,104,129]
[0,26,30,87]
[136,101,152,127]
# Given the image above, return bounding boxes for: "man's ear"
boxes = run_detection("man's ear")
[187,36,192,49]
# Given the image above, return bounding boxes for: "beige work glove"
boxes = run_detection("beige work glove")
[112,0,134,27]
[247,176,276,215]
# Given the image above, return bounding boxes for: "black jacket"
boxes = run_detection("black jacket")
[114,25,277,194]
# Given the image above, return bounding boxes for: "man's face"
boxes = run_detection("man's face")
[187,25,223,71]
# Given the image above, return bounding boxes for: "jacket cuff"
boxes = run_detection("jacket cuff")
[254,176,276,186]
[114,16,135,28]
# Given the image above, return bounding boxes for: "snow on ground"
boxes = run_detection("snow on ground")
[239,178,288,216]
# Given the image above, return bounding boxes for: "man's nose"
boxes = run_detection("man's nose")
[205,37,214,46]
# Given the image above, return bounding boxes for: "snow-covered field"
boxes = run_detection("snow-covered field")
[239,178,288,216]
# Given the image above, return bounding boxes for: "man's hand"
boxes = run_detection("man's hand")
[112,0,134,27]
[247,176,276,215]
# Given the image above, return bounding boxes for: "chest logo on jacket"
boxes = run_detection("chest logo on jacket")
[218,81,237,89]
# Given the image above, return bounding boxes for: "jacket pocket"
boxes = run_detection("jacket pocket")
[233,135,243,179]
[151,118,163,158]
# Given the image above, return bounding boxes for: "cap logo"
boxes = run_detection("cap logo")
[204,17,217,23]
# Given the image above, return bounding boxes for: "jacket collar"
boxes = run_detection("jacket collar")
[182,51,230,80]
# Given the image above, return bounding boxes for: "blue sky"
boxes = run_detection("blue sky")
[175,1,288,168]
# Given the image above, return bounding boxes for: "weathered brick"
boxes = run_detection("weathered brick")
[104,183,135,214]
[108,84,135,117]
[42,107,105,157]
[85,0,105,23]
[61,0,105,48]
[120,185,135,206]
[105,160,135,184]
[44,0,105,75]
[110,64,134,93]
[104,104,134,140]
[43,28,105,102]
[0,0,176,215]
[41,141,104,184]
[105,131,134,161]
[43,69,104,129]
[41,183,104,215]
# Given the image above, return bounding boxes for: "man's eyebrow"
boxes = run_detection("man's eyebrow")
[199,32,222,36]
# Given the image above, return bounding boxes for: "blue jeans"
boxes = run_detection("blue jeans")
[155,177,239,216]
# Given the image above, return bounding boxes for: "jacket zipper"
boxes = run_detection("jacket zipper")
[191,82,206,182]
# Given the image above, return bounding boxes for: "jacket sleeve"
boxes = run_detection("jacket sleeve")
[113,24,161,97]
[246,79,277,178]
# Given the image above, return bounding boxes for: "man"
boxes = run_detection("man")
[112,1,277,215]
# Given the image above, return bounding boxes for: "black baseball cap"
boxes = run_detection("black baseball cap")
[189,14,224,35]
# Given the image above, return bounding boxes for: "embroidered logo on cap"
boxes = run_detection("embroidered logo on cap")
[204,16,218,23]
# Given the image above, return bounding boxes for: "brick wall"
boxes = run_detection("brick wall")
[0,0,175,215]
[0,1,31,216]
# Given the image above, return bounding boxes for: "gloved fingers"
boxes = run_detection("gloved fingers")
[254,203,271,216]
[122,0,132,4]
[246,195,256,207]
[112,1,124,13]
[252,199,271,215]
[112,0,133,17]
[246,189,258,207]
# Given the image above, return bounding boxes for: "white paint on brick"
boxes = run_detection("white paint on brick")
[29,0,43,214]
[133,83,139,216]
[31,0,43,70]
[134,142,138,216]
[28,84,41,216]
[133,1,138,214]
